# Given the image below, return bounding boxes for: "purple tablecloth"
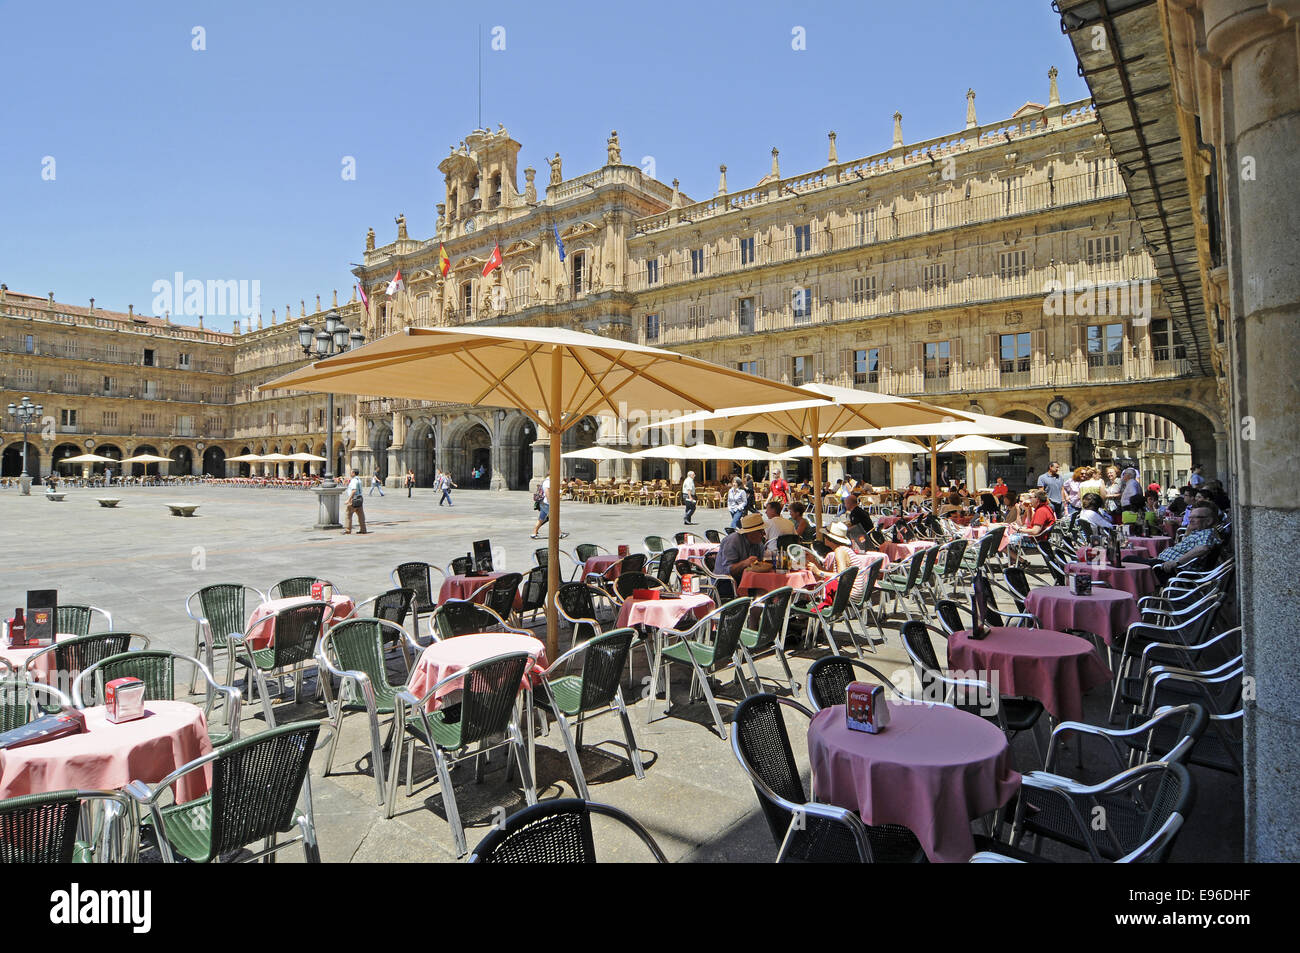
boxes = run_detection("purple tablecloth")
[949,626,1113,721]
[808,703,1021,863]
[583,555,622,579]
[1065,562,1159,599]
[1025,586,1138,646]
[1125,536,1172,558]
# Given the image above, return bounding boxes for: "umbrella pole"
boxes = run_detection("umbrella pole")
[546,346,563,661]
[930,436,938,509]
[811,410,823,541]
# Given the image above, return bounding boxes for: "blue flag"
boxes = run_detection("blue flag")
[554,224,566,262]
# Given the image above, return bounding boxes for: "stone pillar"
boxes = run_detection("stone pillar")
[489,432,506,491]
[1213,430,1229,484]
[967,451,989,490]
[1046,437,1074,472]
[1204,0,1300,863]
[628,457,642,482]
[530,438,549,487]
[890,455,911,490]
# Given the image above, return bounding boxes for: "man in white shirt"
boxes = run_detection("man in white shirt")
[343,468,367,534]
[1078,493,1113,531]
[763,500,796,557]
[682,470,697,525]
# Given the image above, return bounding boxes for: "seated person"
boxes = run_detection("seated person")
[762,500,797,557]
[1078,493,1114,531]
[715,513,767,580]
[1124,502,1222,584]
[1007,488,1056,566]
[788,500,814,540]
[842,493,874,534]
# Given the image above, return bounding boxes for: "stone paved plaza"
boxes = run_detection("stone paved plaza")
[0,485,1243,862]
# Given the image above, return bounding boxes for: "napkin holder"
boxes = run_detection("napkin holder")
[617,545,630,558]
[0,709,87,750]
[846,682,889,734]
[105,677,147,724]
[1069,573,1093,596]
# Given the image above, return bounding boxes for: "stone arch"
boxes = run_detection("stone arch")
[499,412,535,490]
[560,415,600,481]
[1,441,42,482]
[128,444,162,477]
[1065,398,1219,488]
[411,417,438,487]
[202,446,226,477]
[169,445,195,477]
[50,442,80,475]
[96,444,123,476]
[369,421,393,483]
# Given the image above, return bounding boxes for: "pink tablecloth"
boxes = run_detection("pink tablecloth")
[1161,519,1184,540]
[738,569,818,595]
[246,595,355,651]
[1065,562,1159,600]
[961,523,1011,552]
[406,632,547,713]
[438,572,522,610]
[949,627,1113,721]
[0,701,213,803]
[1075,545,1144,564]
[808,703,1021,863]
[616,592,715,631]
[1024,586,1138,646]
[0,632,77,684]
[1124,536,1172,558]
[879,540,937,562]
[677,543,719,562]
[583,555,623,580]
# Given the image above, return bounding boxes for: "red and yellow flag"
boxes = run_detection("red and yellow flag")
[438,243,451,277]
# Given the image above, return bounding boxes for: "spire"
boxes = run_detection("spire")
[332,289,338,308]
[670,178,682,208]
[1048,66,1060,106]
[716,164,728,196]
[827,131,838,165]
[770,147,781,179]
[966,89,977,128]
[892,112,903,147]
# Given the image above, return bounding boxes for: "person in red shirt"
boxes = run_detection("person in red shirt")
[991,477,1008,499]
[1007,488,1056,566]
[766,467,791,510]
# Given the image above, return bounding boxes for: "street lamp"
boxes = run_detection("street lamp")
[298,311,365,487]
[7,396,43,494]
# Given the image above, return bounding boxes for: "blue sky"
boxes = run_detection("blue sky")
[0,1,1088,328]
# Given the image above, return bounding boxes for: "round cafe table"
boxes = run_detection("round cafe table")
[0,700,214,804]
[583,555,623,580]
[1124,536,1172,558]
[438,572,523,610]
[808,702,1021,863]
[677,543,719,562]
[738,569,817,595]
[616,592,715,631]
[879,540,936,562]
[1065,562,1159,600]
[949,626,1113,721]
[1,632,78,684]
[406,632,548,713]
[245,594,356,651]
[1024,586,1138,646]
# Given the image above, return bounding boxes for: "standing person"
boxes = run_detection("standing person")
[438,469,456,507]
[726,476,748,529]
[767,468,790,511]
[343,468,368,535]
[1188,464,1205,487]
[1062,466,1086,517]
[743,472,757,513]
[369,472,385,497]
[1037,461,1064,517]
[404,469,414,498]
[1026,467,1037,492]
[531,475,551,539]
[1103,465,1122,512]
[681,469,697,525]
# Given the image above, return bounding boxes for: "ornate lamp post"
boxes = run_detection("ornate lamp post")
[7,396,43,495]
[298,312,364,528]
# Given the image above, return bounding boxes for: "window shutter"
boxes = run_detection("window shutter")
[986,331,1001,369]
[877,344,893,392]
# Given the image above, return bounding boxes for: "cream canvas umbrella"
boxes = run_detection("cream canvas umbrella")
[938,435,1027,454]
[637,382,959,539]
[225,453,266,462]
[288,451,328,462]
[849,438,929,491]
[59,452,117,465]
[259,324,810,657]
[119,453,175,465]
[781,443,859,458]
[561,446,631,460]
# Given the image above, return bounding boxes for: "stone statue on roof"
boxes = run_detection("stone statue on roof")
[607,130,621,165]
[548,152,563,186]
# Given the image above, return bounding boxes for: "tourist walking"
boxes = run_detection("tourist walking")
[531,475,551,538]
[369,473,384,497]
[343,468,368,534]
[1037,461,1064,517]
[437,469,456,506]
[404,469,414,497]
[682,469,697,525]
[727,476,748,529]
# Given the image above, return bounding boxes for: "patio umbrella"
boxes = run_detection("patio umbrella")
[225,453,266,462]
[58,453,116,465]
[937,435,1026,454]
[288,452,328,462]
[780,443,859,458]
[560,446,631,460]
[260,452,294,462]
[637,382,959,539]
[259,324,809,657]
[119,453,174,465]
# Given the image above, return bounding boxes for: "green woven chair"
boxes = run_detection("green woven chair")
[876,550,928,621]
[351,587,417,668]
[231,600,328,727]
[790,566,862,656]
[847,559,889,649]
[388,652,537,857]
[931,539,969,601]
[538,628,644,799]
[72,650,241,747]
[317,618,421,806]
[127,720,322,864]
[0,678,74,732]
[0,789,137,864]
[738,586,798,695]
[647,597,751,740]
[269,576,335,599]
[24,632,147,703]
[54,604,113,637]
[185,583,268,693]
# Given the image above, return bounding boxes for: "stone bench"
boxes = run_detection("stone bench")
[97,499,121,508]
[45,492,67,502]
[167,504,200,517]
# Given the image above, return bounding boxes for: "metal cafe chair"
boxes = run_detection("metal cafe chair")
[0,789,138,864]
[646,597,751,740]
[230,600,329,727]
[54,604,114,637]
[805,655,908,713]
[185,583,269,693]
[468,798,666,863]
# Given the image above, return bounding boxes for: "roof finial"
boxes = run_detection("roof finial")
[1048,66,1060,106]
[892,112,903,147]
[770,147,781,179]
[716,164,728,196]
[827,131,838,165]
[966,89,977,128]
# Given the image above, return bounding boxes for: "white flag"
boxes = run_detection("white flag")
[385,269,403,296]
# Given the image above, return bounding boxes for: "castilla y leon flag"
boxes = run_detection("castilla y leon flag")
[356,283,369,311]
[385,269,403,296]
[482,243,502,278]
[438,244,450,277]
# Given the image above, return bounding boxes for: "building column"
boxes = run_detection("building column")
[669,460,683,482]
[890,455,912,490]
[967,451,990,490]
[530,437,548,490]
[1213,430,1229,484]
[1046,436,1074,472]
[1205,0,1300,863]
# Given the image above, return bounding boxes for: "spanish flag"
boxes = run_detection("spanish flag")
[438,243,450,277]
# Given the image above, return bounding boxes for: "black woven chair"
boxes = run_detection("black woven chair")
[431,600,517,640]
[538,628,644,798]
[673,532,695,546]
[128,720,322,864]
[269,576,333,599]
[618,553,648,575]
[232,601,328,727]
[613,571,664,601]
[468,798,666,863]
[389,652,537,856]
[534,547,550,569]
[704,529,723,543]
[0,789,137,864]
[805,655,907,713]
[472,572,522,625]
[1002,567,1033,612]
[653,547,679,589]
[573,543,606,564]
[448,556,475,576]
[391,562,443,641]
[73,650,242,746]
[731,694,925,862]
[519,567,549,626]
[555,582,604,651]
[54,604,113,637]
